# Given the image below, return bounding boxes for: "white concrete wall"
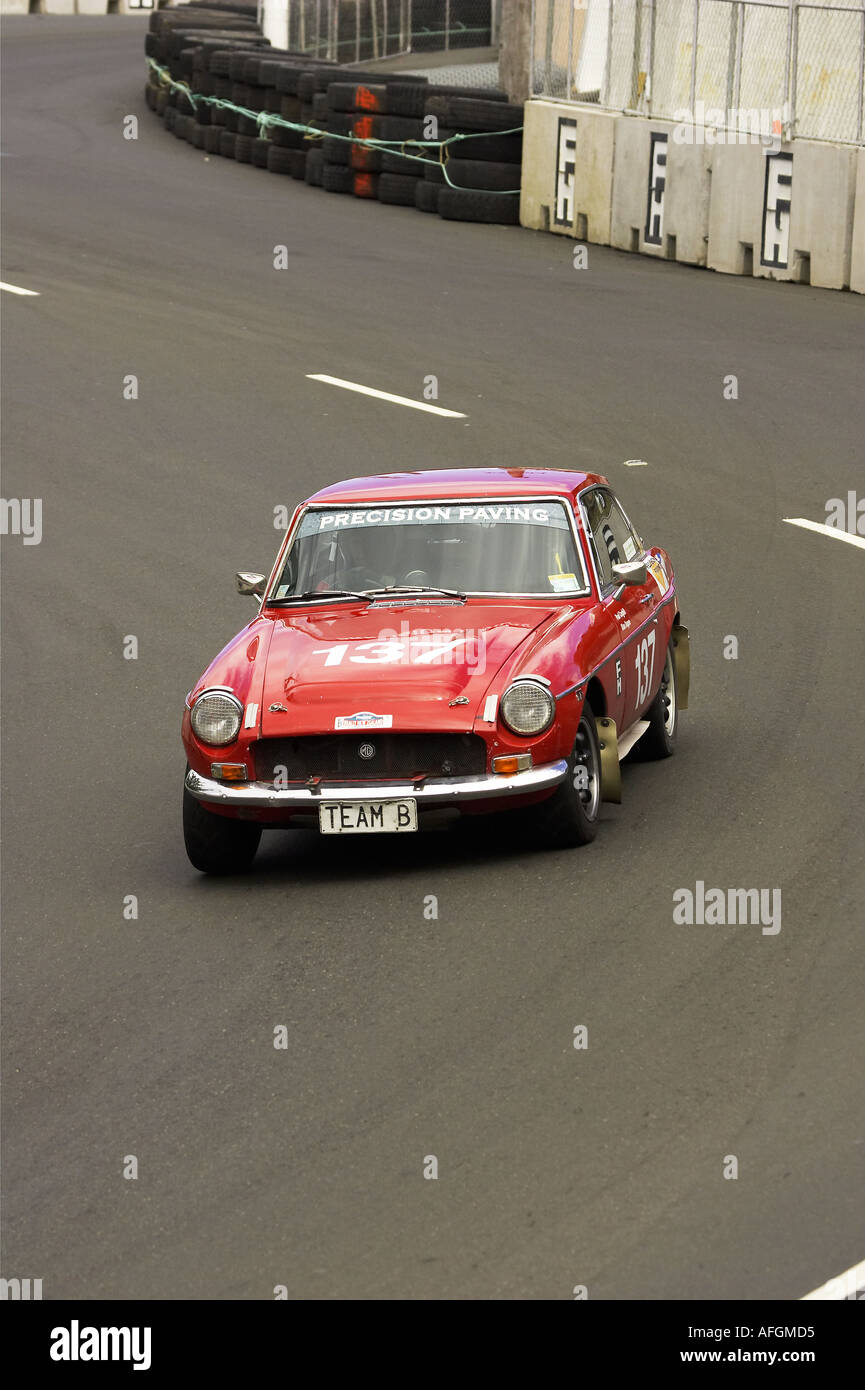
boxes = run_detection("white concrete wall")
[851,148,865,294]
[521,99,616,243]
[521,97,863,292]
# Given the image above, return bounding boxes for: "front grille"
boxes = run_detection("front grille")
[253,733,487,782]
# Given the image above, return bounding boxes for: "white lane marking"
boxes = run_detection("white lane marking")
[623,458,648,467]
[801,1257,865,1300]
[1,281,40,297]
[307,374,466,418]
[783,518,865,551]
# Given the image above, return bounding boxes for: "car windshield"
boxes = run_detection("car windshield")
[270,500,588,599]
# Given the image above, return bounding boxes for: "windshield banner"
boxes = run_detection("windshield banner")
[299,504,570,536]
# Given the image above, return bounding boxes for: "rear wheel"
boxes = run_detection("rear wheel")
[531,709,602,848]
[183,783,261,875]
[639,638,678,759]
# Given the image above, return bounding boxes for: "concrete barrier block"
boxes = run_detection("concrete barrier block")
[707,142,773,278]
[851,148,865,295]
[77,0,109,10]
[787,140,856,291]
[521,99,616,244]
[38,0,76,10]
[709,138,856,288]
[1,0,30,13]
[610,116,711,266]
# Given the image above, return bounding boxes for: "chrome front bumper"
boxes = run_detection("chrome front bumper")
[185,761,568,809]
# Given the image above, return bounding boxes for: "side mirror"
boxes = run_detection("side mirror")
[611,560,647,587]
[236,571,267,597]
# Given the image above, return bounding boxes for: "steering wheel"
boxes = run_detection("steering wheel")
[335,565,383,590]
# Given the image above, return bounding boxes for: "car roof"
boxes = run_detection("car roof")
[305,468,610,505]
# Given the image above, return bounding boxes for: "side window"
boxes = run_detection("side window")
[581,489,643,590]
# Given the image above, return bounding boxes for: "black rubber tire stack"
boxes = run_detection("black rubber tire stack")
[423,94,524,225]
[317,74,427,201]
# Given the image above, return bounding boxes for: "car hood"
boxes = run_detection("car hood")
[258,601,555,735]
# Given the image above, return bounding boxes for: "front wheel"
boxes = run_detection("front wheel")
[639,637,678,759]
[532,709,602,848]
[183,783,261,875]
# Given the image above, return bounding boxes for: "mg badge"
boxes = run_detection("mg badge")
[358,742,376,760]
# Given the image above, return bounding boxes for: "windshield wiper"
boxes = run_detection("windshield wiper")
[364,585,467,600]
[268,589,372,605]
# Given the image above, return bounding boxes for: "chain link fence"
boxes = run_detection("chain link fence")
[271,1,494,62]
[529,0,865,144]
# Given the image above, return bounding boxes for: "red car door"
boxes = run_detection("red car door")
[579,486,660,730]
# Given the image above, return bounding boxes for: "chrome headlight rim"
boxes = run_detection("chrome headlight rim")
[190,689,244,747]
[499,679,556,737]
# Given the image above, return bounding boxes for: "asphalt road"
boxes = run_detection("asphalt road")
[2,17,863,1301]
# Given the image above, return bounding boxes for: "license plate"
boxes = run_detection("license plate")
[318,799,418,834]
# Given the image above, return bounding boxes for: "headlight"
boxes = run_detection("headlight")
[190,690,243,746]
[500,680,555,737]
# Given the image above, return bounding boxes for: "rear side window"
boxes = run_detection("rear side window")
[580,489,643,589]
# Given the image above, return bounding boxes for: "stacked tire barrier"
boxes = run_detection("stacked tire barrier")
[144,7,524,227]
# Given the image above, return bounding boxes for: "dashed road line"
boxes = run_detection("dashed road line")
[307,373,466,418]
[783,518,865,551]
[801,1257,865,1300]
[1,281,40,297]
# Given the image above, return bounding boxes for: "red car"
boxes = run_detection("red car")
[182,468,689,873]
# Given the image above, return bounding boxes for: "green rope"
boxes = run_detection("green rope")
[147,59,522,195]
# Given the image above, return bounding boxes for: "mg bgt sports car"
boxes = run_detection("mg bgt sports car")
[182,468,689,873]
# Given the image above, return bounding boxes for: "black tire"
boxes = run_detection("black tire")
[156,89,169,117]
[379,115,423,142]
[288,149,307,179]
[352,171,379,198]
[164,105,177,133]
[380,148,424,176]
[271,123,306,150]
[238,114,259,137]
[305,147,324,186]
[414,178,440,212]
[438,186,520,224]
[438,127,522,162]
[327,81,388,113]
[378,172,419,206]
[442,97,524,132]
[234,133,254,163]
[251,137,270,168]
[274,64,311,95]
[349,144,382,172]
[266,144,295,174]
[424,159,446,183]
[296,71,319,103]
[279,94,302,121]
[530,710,602,849]
[322,135,349,164]
[442,157,521,191]
[204,125,222,154]
[219,129,237,158]
[637,636,678,759]
[183,786,261,876]
[385,82,428,117]
[191,122,207,149]
[322,161,354,194]
[424,87,508,113]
